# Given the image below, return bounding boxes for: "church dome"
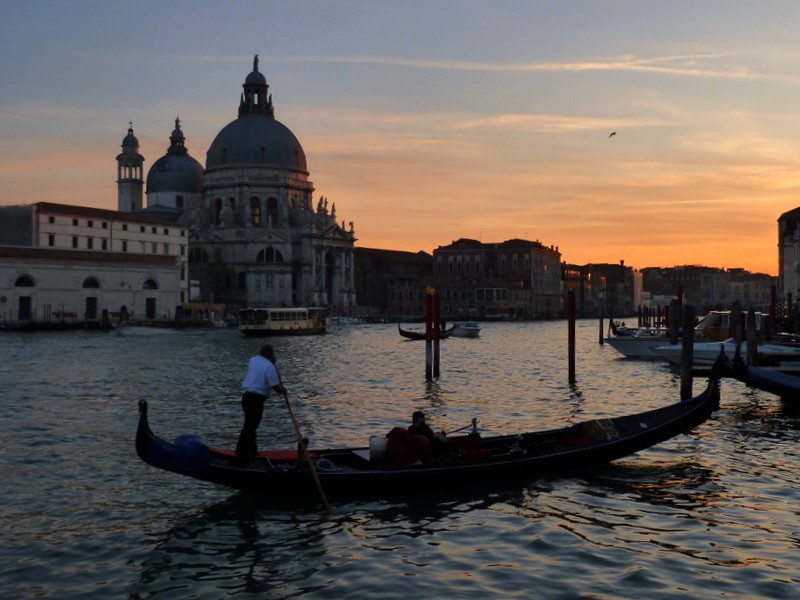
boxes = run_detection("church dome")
[205,56,308,174]
[146,118,204,193]
[206,115,307,172]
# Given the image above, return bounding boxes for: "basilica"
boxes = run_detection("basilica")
[120,56,357,311]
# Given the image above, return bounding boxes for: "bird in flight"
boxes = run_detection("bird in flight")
[609,132,617,138]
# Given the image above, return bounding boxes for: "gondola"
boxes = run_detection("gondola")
[397,324,455,340]
[136,370,721,499]
[721,346,800,401]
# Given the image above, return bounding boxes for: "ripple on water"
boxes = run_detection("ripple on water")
[2,322,800,598]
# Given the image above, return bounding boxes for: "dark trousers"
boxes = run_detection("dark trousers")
[236,392,266,456]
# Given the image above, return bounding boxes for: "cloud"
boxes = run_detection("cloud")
[280,52,767,81]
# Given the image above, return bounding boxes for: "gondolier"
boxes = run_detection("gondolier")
[236,344,286,458]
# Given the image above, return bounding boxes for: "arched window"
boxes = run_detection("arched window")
[214,198,223,225]
[15,275,34,287]
[143,279,158,290]
[250,197,261,225]
[82,277,100,288]
[266,197,278,226]
[256,247,284,263]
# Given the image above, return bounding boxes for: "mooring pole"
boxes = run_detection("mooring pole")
[432,290,441,378]
[568,289,576,384]
[680,304,695,400]
[425,288,433,381]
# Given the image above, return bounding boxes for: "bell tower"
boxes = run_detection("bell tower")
[116,123,144,212]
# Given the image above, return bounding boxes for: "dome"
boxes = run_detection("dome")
[205,56,308,174]
[122,129,139,149]
[147,153,204,193]
[245,69,267,86]
[206,114,307,172]
[146,118,204,193]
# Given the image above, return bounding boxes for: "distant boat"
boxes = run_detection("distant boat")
[451,321,481,338]
[398,324,455,340]
[239,307,330,336]
[606,310,768,359]
[653,339,800,367]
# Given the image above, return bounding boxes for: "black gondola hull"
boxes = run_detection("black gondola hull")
[136,374,720,499]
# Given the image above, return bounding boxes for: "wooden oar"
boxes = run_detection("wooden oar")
[282,391,331,514]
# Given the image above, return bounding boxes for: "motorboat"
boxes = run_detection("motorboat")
[451,321,481,338]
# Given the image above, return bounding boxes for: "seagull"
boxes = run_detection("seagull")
[609,132,617,138]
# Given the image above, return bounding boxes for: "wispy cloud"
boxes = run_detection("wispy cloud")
[277,52,800,86]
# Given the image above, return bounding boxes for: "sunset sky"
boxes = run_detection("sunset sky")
[3,2,800,275]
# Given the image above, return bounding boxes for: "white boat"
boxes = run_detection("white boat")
[604,327,669,358]
[653,339,800,366]
[451,321,481,338]
[238,307,330,336]
[605,310,767,359]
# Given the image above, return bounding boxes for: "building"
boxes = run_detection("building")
[432,238,563,319]
[354,248,433,321]
[778,206,800,305]
[0,202,187,326]
[562,261,637,318]
[125,56,357,311]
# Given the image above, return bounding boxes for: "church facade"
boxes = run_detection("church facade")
[125,56,357,311]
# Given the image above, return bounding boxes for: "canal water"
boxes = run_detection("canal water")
[1,321,798,598]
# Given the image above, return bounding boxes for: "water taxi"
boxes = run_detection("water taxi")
[238,307,330,336]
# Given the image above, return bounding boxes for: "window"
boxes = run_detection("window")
[152,227,157,234]
[122,241,128,252]
[102,222,108,229]
[151,243,157,254]
[87,238,93,249]
[176,195,183,208]
[49,216,55,224]
[250,197,261,225]
[122,224,128,231]
[72,236,78,248]
[15,275,34,287]
[163,228,169,235]
[266,197,278,225]
[163,243,169,255]
[180,245,185,256]
[256,247,284,262]
[48,235,55,247]
[101,239,108,250]
[88,220,94,228]
[180,230,185,237]
[72,218,78,226]
[82,277,100,288]
[140,226,145,233]
[143,279,158,290]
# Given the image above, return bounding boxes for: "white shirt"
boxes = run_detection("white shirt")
[241,355,280,396]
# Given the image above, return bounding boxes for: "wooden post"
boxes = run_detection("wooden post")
[425,291,433,380]
[731,300,742,344]
[432,291,441,378]
[746,306,758,365]
[669,299,680,345]
[680,304,695,400]
[768,283,776,342]
[599,313,604,345]
[568,290,576,384]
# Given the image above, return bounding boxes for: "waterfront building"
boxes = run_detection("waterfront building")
[432,238,563,319]
[778,207,800,306]
[0,202,187,326]
[353,248,432,321]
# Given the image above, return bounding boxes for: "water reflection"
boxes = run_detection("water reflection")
[133,495,330,598]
